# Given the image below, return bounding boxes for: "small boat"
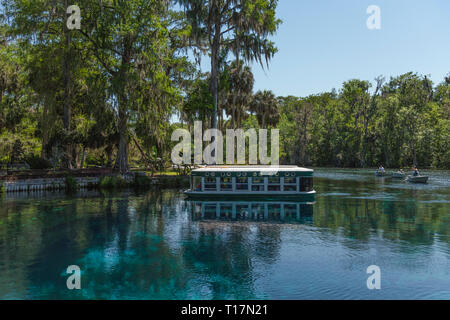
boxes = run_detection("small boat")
[406,175,429,183]
[375,170,387,177]
[392,171,405,178]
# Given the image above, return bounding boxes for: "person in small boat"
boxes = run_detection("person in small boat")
[412,167,419,176]
[378,165,385,173]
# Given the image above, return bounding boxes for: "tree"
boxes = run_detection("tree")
[225,60,254,128]
[250,90,280,128]
[278,96,313,165]
[77,0,184,173]
[382,73,433,166]
[182,75,215,129]
[340,78,380,167]
[4,0,89,167]
[177,0,281,134]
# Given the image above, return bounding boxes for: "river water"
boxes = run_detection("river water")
[0,169,449,299]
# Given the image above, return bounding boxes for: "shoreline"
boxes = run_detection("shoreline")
[0,170,190,194]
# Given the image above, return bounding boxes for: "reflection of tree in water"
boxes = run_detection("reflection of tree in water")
[75,190,190,299]
[0,199,45,298]
[253,224,282,264]
[313,178,450,249]
[180,222,260,299]
[0,190,192,299]
[179,201,294,299]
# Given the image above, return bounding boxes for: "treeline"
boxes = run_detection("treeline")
[0,1,449,171]
[279,74,450,169]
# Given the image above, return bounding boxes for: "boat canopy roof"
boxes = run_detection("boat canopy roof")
[191,165,314,177]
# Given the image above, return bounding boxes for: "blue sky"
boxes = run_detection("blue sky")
[198,0,450,97]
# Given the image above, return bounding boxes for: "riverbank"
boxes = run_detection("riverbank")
[0,169,189,193]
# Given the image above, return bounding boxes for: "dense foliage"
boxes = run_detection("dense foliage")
[0,1,448,170]
[278,74,450,168]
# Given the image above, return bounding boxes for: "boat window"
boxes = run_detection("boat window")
[284,177,296,184]
[268,176,280,191]
[299,177,313,192]
[284,176,297,191]
[268,176,280,184]
[253,177,264,184]
[236,177,248,190]
[204,177,217,191]
[251,177,265,191]
[220,177,233,191]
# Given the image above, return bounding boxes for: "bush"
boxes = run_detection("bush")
[23,155,52,170]
[10,139,25,163]
[0,182,4,193]
[99,175,129,189]
[86,154,105,167]
[65,175,78,193]
[133,174,152,188]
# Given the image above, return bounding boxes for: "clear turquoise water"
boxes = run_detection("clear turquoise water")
[0,169,449,300]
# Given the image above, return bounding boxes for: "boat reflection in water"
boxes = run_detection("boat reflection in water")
[189,200,314,224]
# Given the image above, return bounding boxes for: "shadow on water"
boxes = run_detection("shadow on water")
[0,169,449,299]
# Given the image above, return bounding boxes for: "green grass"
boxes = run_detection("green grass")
[155,171,179,176]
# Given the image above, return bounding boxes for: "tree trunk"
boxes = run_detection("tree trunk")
[106,144,114,168]
[115,42,132,173]
[412,145,417,167]
[232,95,237,129]
[209,21,221,163]
[211,41,219,131]
[80,147,86,169]
[116,107,129,173]
[41,103,49,159]
[63,0,73,169]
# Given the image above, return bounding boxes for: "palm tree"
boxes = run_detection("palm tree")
[177,0,281,132]
[226,60,254,129]
[250,90,280,128]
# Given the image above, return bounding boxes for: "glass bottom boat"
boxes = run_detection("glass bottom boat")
[184,166,316,201]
